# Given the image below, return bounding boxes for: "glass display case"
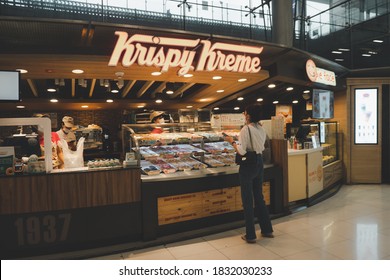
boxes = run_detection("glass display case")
[121,122,239,176]
[300,121,339,166]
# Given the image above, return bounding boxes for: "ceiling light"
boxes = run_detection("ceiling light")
[216,90,224,93]
[292,100,299,104]
[286,87,294,91]
[111,89,119,93]
[273,101,279,104]
[47,88,56,92]
[257,98,263,102]
[373,39,383,43]
[331,51,342,54]
[200,98,209,102]
[165,82,175,94]
[362,54,371,57]
[335,58,344,61]
[16,105,25,109]
[183,73,193,78]
[186,105,193,108]
[151,71,161,76]
[72,69,84,74]
[137,105,145,108]
[303,90,310,93]
[106,99,114,103]
[155,99,163,103]
[213,107,220,110]
[368,51,378,55]
[338,48,350,51]
[238,78,247,82]
[81,105,89,108]
[50,99,58,103]
[213,76,222,80]
[234,107,240,110]
[268,84,276,88]
[237,97,244,101]
[16,69,28,74]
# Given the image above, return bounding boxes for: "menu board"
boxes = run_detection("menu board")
[355,88,378,144]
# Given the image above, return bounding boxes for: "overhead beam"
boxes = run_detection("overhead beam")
[88,79,96,98]
[121,80,136,98]
[154,82,166,94]
[136,81,154,98]
[170,83,196,98]
[71,79,76,97]
[26,79,38,97]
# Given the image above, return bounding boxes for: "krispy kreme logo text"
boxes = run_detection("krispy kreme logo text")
[109,32,263,76]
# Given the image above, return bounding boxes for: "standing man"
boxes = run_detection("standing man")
[57,116,77,151]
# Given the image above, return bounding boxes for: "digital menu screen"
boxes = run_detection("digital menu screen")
[355,88,378,144]
[312,89,334,119]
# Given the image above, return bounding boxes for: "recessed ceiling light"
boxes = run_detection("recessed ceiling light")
[72,69,84,74]
[166,90,174,94]
[81,105,89,108]
[155,99,163,103]
[335,58,344,61]
[47,88,56,92]
[151,71,162,76]
[213,76,222,80]
[213,107,220,110]
[137,105,145,108]
[362,54,371,57]
[268,84,276,88]
[373,39,383,43]
[238,78,247,82]
[106,99,114,103]
[338,48,350,51]
[257,98,263,102]
[16,105,25,109]
[292,100,299,104]
[186,105,193,108]
[368,51,377,55]
[303,90,310,93]
[216,90,224,93]
[50,99,58,103]
[183,73,193,78]
[200,98,209,102]
[332,51,342,54]
[286,87,294,91]
[111,89,119,93]
[16,69,28,74]
[273,101,279,104]
[237,97,244,101]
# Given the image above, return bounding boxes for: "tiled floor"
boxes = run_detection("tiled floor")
[91,184,390,260]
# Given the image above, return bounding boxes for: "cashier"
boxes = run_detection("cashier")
[57,116,77,151]
[150,111,165,134]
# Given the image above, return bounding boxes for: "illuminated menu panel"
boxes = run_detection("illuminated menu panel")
[355,88,378,144]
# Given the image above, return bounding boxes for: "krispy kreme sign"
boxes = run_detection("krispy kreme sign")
[109,32,263,76]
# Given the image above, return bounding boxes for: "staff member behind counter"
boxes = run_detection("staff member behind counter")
[31,113,64,169]
[150,111,166,134]
[57,116,77,151]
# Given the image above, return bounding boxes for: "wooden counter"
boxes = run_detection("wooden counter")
[0,167,141,259]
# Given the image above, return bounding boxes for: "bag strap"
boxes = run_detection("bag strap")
[247,125,254,152]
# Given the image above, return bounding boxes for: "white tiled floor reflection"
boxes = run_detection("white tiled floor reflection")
[91,184,390,260]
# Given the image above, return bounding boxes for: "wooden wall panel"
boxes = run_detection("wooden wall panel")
[0,168,141,215]
[47,172,87,210]
[271,139,288,207]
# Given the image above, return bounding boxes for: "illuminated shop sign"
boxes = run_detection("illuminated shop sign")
[109,32,263,76]
[306,59,336,86]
